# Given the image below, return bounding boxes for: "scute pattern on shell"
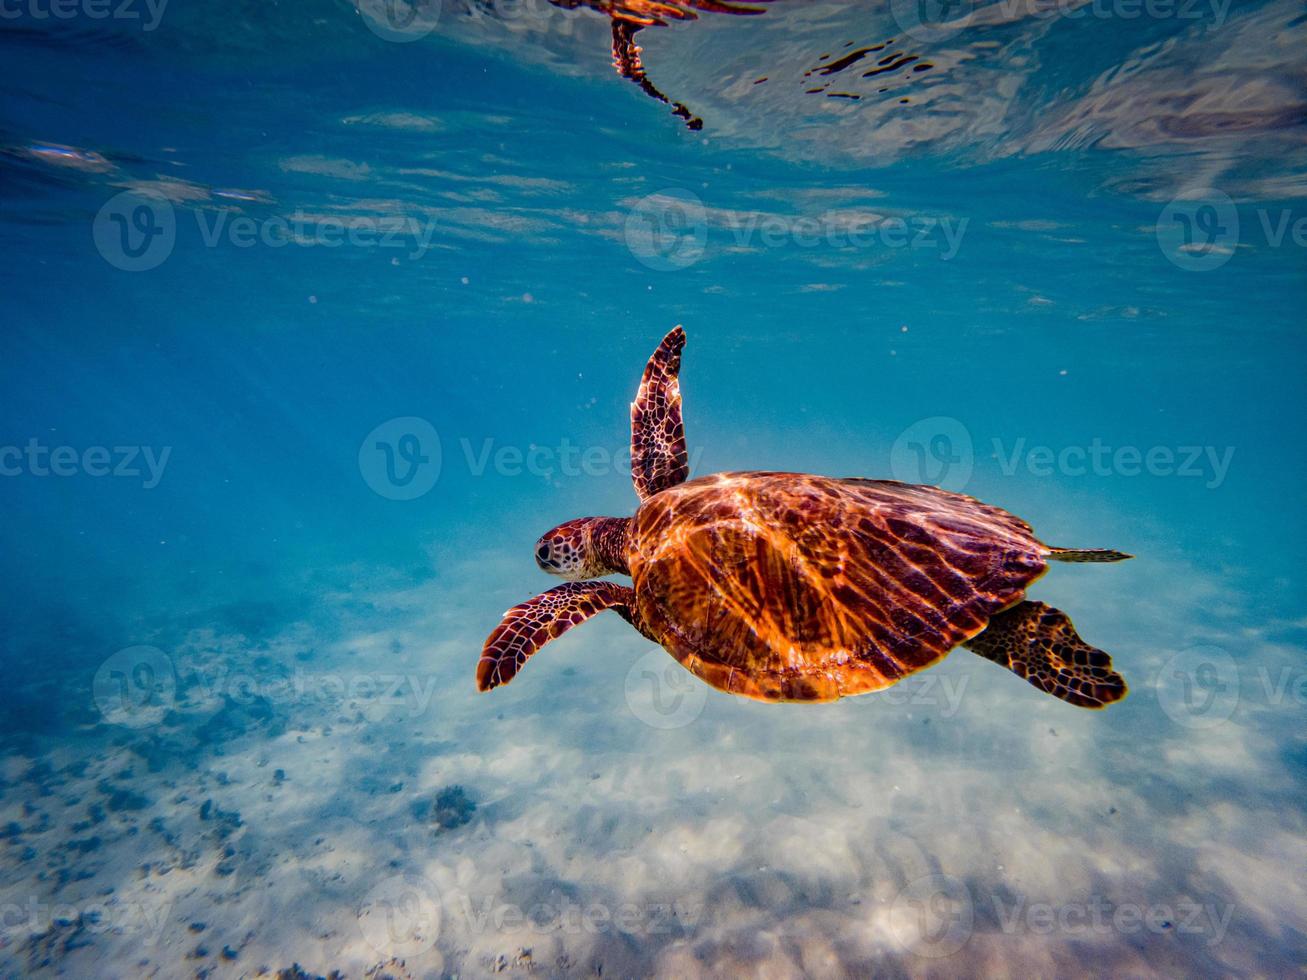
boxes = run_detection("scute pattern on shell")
[629,472,1051,702]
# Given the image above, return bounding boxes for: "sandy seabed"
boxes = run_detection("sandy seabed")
[1,551,1304,979]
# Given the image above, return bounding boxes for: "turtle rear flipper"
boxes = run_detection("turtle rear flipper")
[964,601,1127,709]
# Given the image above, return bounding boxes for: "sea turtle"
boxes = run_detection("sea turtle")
[478,327,1131,708]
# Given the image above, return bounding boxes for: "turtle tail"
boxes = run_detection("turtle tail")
[1048,547,1133,563]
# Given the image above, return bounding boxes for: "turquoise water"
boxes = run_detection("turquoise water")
[2,0,1305,975]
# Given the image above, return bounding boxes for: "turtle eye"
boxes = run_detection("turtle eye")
[536,543,551,565]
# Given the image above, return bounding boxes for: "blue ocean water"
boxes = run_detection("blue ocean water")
[1,0,1305,975]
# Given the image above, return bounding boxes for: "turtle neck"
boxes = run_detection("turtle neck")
[590,517,632,577]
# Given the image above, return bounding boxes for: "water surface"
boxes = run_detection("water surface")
[1,1,1305,975]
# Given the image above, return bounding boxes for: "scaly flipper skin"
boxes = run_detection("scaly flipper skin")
[478,581,640,691]
[963,600,1127,708]
[630,325,689,499]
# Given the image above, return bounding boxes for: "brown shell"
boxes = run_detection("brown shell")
[628,471,1052,702]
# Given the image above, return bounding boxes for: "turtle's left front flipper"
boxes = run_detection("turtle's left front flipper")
[964,601,1127,709]
[477,581,642,692]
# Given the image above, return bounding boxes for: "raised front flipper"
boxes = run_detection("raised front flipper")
[630,325,689,500]
[964,601,1128,709]
[477,581,640,692]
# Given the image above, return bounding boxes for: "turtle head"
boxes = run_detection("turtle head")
[535,517,630,580]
